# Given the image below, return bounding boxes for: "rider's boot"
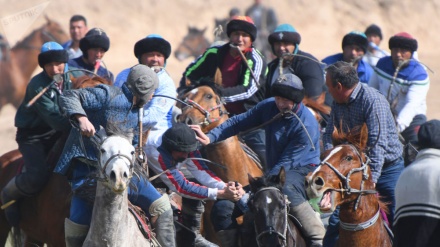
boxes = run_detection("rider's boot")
[153,208,176,247]
[289,201,325,247]
[1,177,28,227]
[216,229,238,247]
[182,198,219,247]
[64,218,89,247]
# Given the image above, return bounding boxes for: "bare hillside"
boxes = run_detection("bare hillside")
[1,0,440,153]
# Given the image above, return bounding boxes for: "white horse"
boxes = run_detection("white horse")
[83,126,158,247]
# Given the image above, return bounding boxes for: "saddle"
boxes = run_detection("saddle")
[128,201,153,240]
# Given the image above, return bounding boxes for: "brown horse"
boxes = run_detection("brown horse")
[174,26,211,61]
[0,76,111,247]
[0,16,69,111]
[305,124,392,247]
[178,83,263,244]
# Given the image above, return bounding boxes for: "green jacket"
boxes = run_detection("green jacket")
[15,70,74,138]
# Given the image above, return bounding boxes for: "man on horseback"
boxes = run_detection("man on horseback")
[157,123,241,247]
[362,24,389,67]
[322,31,374,84]
[62,15,88,59]
[68,27,114,83]
[368,32,429,145]
[178,15,268,169]
[193,73,326,247]
[265,23,330,118]
[322,61,404,247]
[54,64,174,247]
[1,42,74,227]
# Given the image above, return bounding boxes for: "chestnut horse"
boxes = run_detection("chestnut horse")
[0,76,111,247]
[174,26,210,61]
[0,16,68,111]
[305,124,392,247]
[247,167,306,247]
[178,82,263,244]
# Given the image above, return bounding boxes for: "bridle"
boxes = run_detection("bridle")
[97,137,135,185]
[251,187,289,247]
[182,97,227,126]
[320,144,381,231]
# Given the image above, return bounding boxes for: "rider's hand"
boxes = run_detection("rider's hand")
[189,125,211,146]
[75,115,95,137]
[218,182,241,202]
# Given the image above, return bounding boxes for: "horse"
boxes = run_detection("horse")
[0,76,111,247]
[0,16,69,111]
[305,124,392,247]
[178,82,263,244]
[174,26,210,61]
[83,124,155,246]
[247,167,306,247]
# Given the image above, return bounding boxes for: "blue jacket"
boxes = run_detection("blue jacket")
[55,84,154,174]
[322,53,374,84]
[206,98,320,176]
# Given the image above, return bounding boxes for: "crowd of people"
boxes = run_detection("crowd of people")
[0,3,436,246]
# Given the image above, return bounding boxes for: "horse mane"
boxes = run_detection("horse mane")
[182,77,223,97]
[72,75,112,89]
[331,123,368,151]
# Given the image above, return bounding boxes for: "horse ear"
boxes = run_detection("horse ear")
[359,123,369,150]
[278,167,286,187]
[45,15,51,24]
[202,27,207,34]
[248,173,257,193]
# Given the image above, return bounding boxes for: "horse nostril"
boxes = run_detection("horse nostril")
[123,171,128,179]
[110,171,116,181]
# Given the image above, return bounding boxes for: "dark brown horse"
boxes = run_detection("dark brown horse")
[0,76,111,247]
[174,26,211,61]
[305,124,392,247]
[247,167,306,247]
[0,16,69,111]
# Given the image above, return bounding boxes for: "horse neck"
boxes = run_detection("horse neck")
[339,192,380,223]
[11,29,44,79]
[87,181,129,244]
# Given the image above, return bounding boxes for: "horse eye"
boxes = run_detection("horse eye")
[206,94,213,99]
[131,151,135,155]
[100,149,106,153]
[345,156,353,161]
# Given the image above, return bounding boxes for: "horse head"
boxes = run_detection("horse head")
[174,26,210,61]
[248,168,288,247]
[305,123,376,213]
[178,79,228,133]
[94,124,135,193]
[41,15,69,44]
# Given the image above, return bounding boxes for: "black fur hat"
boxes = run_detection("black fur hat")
[134,34,171,60]
[365,24,383,40]
[389,32,418,52]
[418,119,440,149]
[226,16,257,42]
[342,31,369,53]
[38,41,68,68]
[79,28,110,57]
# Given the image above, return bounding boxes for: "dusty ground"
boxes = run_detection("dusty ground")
[1,0,440,154]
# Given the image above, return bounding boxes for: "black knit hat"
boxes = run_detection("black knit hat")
[134,34,171,60]
[342,31,369,53]
[271,73,304,103]
[364,24,383,40]
[417,120,440,149]
[226,16,257,42]
[38,41,68,68]
[161,123,198,152]
[389,32,418,52]
[79,28,110,56]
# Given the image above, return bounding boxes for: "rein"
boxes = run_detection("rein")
[252,187,289,247]
[182,97,227,126]
[320,144,377,210]
[339,207,381,231]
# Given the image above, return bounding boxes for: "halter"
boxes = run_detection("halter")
[251,187,289,247]
[97,137,135,185]
[183,97,227,126]
[320,144,377,210]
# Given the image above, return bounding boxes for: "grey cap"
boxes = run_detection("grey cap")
[271,73,305,103]
[126,64,159,106]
